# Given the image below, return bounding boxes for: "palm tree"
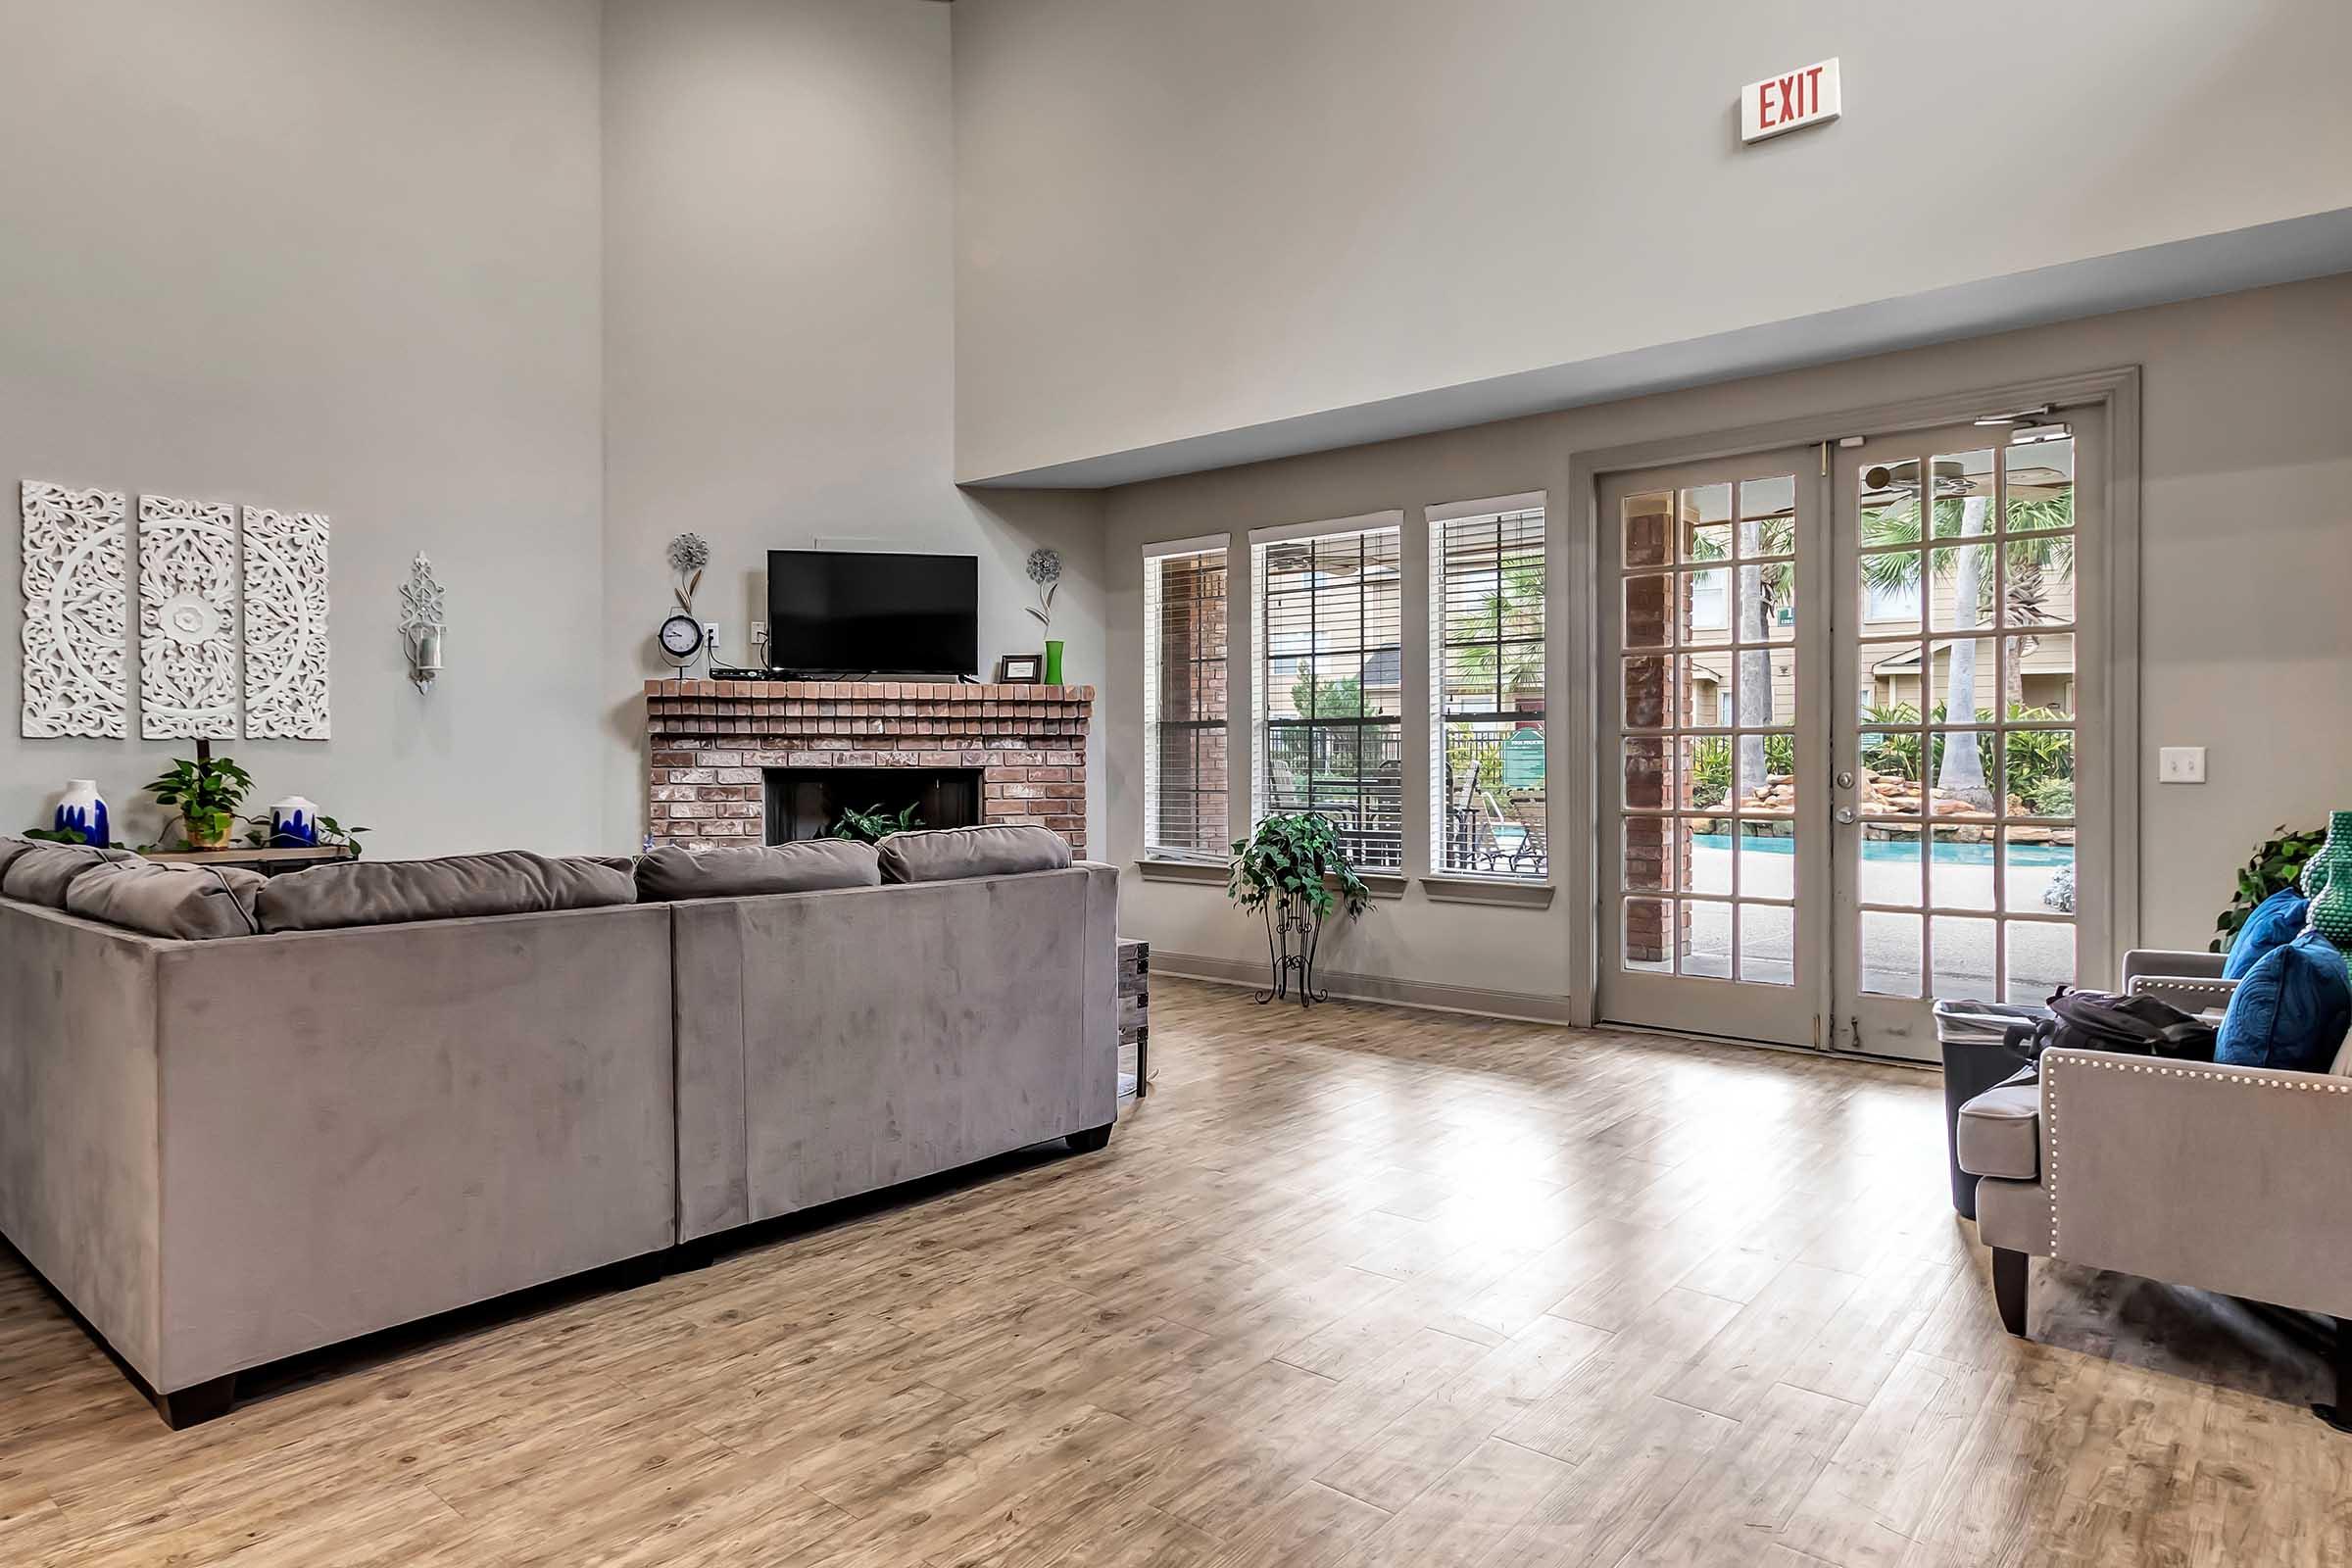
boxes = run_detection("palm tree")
[1686,518,1793,797]
[1859,481,2075,807]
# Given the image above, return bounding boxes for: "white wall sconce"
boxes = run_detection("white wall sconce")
[400,554,446,694]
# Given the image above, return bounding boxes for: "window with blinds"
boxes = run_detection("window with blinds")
[1433,504,1546,878]
[1254,525,1403,871]
[1142,545,1229,858]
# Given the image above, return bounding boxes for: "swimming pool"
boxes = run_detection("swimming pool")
[1689,833,2073,867]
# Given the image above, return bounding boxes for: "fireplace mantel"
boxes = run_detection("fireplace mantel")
[643,679,1093,852]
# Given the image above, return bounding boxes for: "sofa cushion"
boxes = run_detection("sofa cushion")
[2225,887,2312,981]
[65,860,264,940]
[0,834,36,880]
[1956,1080,2041,1181]
[1,843,141,907]
[636,840,880,902]
[256,851,636,933]
[2216,929,2352,1074]
[877,826,1072,884]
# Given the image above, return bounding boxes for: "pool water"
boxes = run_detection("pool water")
[1690,833,2073,867]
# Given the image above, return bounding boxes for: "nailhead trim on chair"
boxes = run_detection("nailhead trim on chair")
[2044,1054,2352,1255]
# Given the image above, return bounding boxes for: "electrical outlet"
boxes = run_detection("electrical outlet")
[2159,746,2207,784]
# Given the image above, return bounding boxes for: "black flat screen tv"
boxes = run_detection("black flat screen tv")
[766,549,978,677]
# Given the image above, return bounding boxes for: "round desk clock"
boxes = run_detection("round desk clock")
[658,612,706,669]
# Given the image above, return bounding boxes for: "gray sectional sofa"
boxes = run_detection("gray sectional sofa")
[0,827,1117,1427]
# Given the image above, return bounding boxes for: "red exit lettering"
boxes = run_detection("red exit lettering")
[1758,66,1827,128]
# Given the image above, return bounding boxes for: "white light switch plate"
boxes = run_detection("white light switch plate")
[2159,746,2207,784]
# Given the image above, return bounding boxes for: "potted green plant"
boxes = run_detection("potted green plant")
[1227,811,1372,1006]
[2212,823,2328,953]
[145,747,254,851]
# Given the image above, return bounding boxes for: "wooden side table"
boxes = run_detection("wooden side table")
[1118,937,1150,1100]
[143,846,358,878]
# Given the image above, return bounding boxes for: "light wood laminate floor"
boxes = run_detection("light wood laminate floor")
[2,979,2345,1567]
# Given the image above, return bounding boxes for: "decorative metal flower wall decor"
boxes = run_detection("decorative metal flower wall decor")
[1026,546,1061,631]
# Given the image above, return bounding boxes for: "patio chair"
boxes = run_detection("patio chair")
[1481,792,1542,875]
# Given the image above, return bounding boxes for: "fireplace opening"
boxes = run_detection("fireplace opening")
[763,767,983,844]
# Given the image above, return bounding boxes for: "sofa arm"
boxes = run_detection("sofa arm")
[2119,948,2235,1014]
[2035,1047,2352,1319]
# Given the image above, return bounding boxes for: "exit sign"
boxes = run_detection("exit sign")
[1740,58,1841,144]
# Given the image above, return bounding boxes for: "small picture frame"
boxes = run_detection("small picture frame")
[996,653,1043,684]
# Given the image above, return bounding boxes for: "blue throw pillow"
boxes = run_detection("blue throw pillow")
[2217,929,2352,1073]
[2225,887,2312,980]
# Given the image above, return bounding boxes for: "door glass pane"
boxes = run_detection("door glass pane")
[1624,829,1671,893]
[1858,729,1923,815]
[1623,737,1671,810]
[1623,657,1671,728]
[1740,562,1797,643]
[1927,545,1995,632]
[1738,476,1797,552]
[2004,730,2074,818]
[1858,557,1924,634]
[1856,642,1921,721]
[2000,536,2076,628]
[1739,904,1794,986]
[1930,449,1995,537]
[1624,898,1672,973]
[1926,637,1994,724]
[1624,492,1675,568]
[1932,915,1998,1001]
[1683,901,1733,979]
[1736,649,1795,730]
[1863,823,1923,907]
[2004,832,2074,915]
[1677,656,1727,729]
[1624,575,1674,647]
[1676,736,1730,811]
[1685,517,1731,564]
[2002,632,2075,720]
[1929,825,1994,910]
[2007,920,2075,1003]
[1736,737,1796,814]
[2004,437,2074,532]
[1861,911,1923,997]
[1738,819,1796,900]
[1681,818,1730,895]
[1680,567,1732,643]
[1928,732,1997,819]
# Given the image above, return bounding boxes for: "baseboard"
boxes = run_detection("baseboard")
[1152,952,1578,1026]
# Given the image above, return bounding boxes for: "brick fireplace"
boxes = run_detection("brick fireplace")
[642,680,1093,852]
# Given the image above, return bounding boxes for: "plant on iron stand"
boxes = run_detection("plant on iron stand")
[1227,811,1372,1006]
[2211,824,2328,954]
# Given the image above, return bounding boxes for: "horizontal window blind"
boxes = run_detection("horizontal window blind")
[1255,525,1403,871]
[1433,507,1546,878]
[1143,546,1229,858]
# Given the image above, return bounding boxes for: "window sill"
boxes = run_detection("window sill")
[1421,875,1555,909]
[1138,859,1408,902]
[1137,858,1228,886]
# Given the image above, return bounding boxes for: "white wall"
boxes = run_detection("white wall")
[0,1,1109,859]
[1102,275,2352,1007]
[0,0,608,858]
[601,0,1106,850]
[953,0,2352,482]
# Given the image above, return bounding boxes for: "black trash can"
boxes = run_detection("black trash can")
[1934,1000,2048,1218]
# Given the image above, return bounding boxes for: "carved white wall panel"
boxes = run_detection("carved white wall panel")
[137,495,239,738]
[21,480,128,738]
[241,506,330,739]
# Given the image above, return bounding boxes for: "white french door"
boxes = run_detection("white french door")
[1597,451,1829,1048]
[1595,411,2107,1061]
[1830,414,2105,1061]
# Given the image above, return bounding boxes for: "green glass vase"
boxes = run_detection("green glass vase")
[1043,639,1064,686]
[2304,809,2352,951]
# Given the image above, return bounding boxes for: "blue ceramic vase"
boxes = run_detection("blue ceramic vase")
[55,779,108,849]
